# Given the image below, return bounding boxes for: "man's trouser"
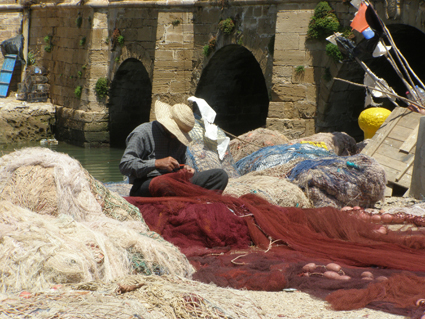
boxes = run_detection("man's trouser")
[129,168,228,197]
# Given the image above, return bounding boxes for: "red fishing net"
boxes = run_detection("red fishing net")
[125,170,425,317]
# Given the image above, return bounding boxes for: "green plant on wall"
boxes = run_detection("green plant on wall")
[95,77,109,98]
[117,35,125,47]
[77,70,82,78]
[307,2,340,40]
[75,85,82,99]
[326,43,343,62]
[203,44,212,57]
[76,16,83,28]
[27,51,36,66]
[105,37,110,45]
[171,19,181,27]
[219,18,235,35]
[237,35,244,46]
[295,65,305,74]
[79,37,86,46]
[115,56,120,62]
[44,35,52,52]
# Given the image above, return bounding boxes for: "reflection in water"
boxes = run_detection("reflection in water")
[0,142,126,183]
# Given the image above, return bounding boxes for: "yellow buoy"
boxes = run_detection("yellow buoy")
[358,107,391,139]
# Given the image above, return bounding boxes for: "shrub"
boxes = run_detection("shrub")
[95,78,109,98]
[44,45,52,53]
[219,18,235,35]
[326,43,343,62]
[172,19,181,26]
[79,37,86,46]
[76,16,83,28]
[117,35,124,47]
[307,1,340,40]
[74,86,82,99]
[203,44,211,57]
[27,51,36,66]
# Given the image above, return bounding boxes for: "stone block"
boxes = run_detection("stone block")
[274,49,306,66]
[84,121,109,132]
[268,101,296,119]
[84,131,110,143]
[155,50,174,61]
[271,83,306,102]
[266,118,313,139]
[276,10,313,34]
[294,101,316,119]
[275,33,300,51]
[292,67,315,84]
[137,27,154,41]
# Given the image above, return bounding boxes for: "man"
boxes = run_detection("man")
[119,100,228,197]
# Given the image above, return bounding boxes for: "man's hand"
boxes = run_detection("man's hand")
[155,157,180,172]
[184,165,195,174]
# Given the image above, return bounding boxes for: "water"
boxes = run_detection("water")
[0,142,126,183]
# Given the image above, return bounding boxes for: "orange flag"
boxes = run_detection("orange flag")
[350,2,369,33]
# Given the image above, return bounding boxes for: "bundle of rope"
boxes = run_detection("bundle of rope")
[224,173,312,208]
[0,147,193,292]
[288,132,358,156]
[229,127,289,162]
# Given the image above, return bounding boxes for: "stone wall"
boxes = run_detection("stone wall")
[0,0,424,146]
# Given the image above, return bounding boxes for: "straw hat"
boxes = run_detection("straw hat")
[155,100,195,146]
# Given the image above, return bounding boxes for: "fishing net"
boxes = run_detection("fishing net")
[235,143,334,176]
[229,127,289,162]
[0,148,194,291]
[186,118,240,178]
[223,174,312,208]
[0,275,264,319]
[289,132,358,156]
[288,153,386,208]
[126,171,425,316]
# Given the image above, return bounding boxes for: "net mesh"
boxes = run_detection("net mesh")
[126,171,425,316]
[223,174,312,208]
[186,118,240,178]
[288,153,386,208]
[288,132,358,156]
[235,143,334,176]
[0,147,194,293]
[229,127,289,162]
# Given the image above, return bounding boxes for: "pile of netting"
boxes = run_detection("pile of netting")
[229,127,289,162]
[287,153,386,208]
[223,174,312,208]
[186,117,240,178]
[0,147,193,293]
[125,171,425,317]
[235,143,334,175]
[0,275,264,319]
[289,132,358,156]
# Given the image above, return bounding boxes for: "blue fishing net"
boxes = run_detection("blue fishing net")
[235,143,334,175]
[288,153,386,208]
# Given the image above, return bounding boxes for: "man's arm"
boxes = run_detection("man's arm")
[119,130,157,180]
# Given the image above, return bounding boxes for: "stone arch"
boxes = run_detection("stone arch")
[195,44,269,136]
[108,58,152,148]
[317,24,425,141]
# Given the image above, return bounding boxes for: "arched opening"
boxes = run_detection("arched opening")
[195,44,269,136]
[319,24,425,141]
[108,58,152,148]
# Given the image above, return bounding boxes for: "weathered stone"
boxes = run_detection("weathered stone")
[271,83,306,102]
[268,101,296,119]
[266,118,314,139]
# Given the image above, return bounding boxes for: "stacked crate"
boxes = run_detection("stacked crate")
[16,65,50,102]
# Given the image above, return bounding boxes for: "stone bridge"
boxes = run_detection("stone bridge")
[1,0,424,147]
